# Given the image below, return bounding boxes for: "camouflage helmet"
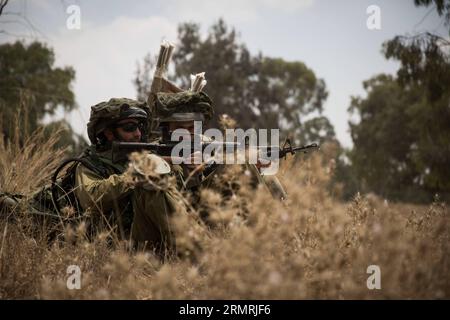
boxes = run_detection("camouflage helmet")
[87,98,149,145]
[155,91,213,123]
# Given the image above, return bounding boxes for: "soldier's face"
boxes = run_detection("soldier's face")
[105,119,143,142]
[168,121,195,135]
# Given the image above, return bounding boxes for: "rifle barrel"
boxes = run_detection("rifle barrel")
[291,143,319,153]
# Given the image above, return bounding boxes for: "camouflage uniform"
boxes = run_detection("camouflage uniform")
[73,98,187,252]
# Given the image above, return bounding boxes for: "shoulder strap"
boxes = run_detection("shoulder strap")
[50,158,89,216]
[50,154,112,216]
[82,147,125,175]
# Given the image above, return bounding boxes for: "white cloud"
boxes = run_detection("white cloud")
[50,15,177,139]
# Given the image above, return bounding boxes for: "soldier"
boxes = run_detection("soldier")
[72,97,187,254]
[153,90,215,192]
[152,90,287,201]
[144,43,287,201]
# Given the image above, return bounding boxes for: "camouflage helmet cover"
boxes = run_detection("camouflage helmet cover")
[155,91,213,123]
[87,98,149,144]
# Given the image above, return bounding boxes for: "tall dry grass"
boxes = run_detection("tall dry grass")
[0,130,67,195]
[0,132,449,299]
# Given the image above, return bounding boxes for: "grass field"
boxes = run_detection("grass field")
[0,130,449,299]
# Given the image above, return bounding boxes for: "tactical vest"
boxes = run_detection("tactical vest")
[31,146,134,236]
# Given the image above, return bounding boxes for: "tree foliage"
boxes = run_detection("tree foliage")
[0,41,85,152]
[135,19,336,145]
[414,0,450,25]
[348,0,450,202]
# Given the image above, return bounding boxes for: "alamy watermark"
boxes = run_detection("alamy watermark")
[366,265,381,290]
[366,5,381,30]
[170,121,281,175]
[66,265,81,290]
[66,5,81,30]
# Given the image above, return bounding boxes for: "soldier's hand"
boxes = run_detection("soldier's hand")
[256,158,272,171]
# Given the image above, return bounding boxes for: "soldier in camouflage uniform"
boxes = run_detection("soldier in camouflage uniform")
[152,90,287,201]
[73,98,187,253]
[153,90,215,192]
[0,98,187,254]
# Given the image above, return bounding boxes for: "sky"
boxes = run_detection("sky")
[0,0,446,147]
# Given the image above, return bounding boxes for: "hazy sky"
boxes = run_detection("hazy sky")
[0,0,445,147]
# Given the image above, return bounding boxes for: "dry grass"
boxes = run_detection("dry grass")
[0,128,67,195]
[0,133,449,299]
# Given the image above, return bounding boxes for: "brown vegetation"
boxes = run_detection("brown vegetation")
[0,131,449,299]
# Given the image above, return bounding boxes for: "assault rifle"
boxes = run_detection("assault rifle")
[112,139,319,164]
[259,140,319,159]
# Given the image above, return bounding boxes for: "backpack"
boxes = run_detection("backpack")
[48,148,134,239]
[26,148,116,230]
[49,157,109,217]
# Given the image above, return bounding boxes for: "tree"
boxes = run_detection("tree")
[0,41,85,153]
[348,0,450,202]
[135,19,336,145]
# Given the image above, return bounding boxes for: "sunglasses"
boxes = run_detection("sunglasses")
[115,121,146,133]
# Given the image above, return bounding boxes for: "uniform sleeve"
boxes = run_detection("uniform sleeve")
[74,164,135,212]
